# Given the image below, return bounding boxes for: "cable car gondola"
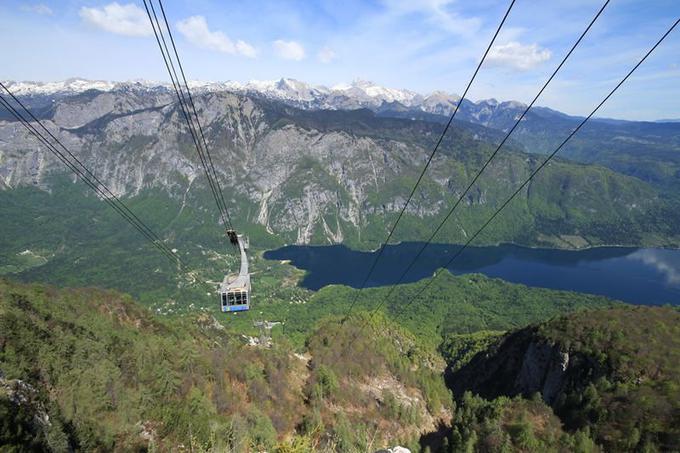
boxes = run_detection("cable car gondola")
[219,231,251,312]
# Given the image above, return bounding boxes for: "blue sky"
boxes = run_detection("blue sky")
[1,0,678,120]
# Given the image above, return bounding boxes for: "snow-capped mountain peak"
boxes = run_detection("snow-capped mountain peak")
[2,77,538,126]
[331,79,420,105]
[479,98,499,106]
[3,77,428,106]
[3,78,117,96]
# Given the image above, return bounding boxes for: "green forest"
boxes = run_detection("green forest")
[2,271,677,451]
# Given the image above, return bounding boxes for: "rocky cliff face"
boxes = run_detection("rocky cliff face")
[447,327,594,406]
[1,86,678,248]
[0,373,56,448]
[515,341,570,404]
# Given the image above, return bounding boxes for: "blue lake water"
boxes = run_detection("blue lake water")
[264,243,680,305]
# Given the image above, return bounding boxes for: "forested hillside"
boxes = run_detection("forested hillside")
[0,272,618,451]
[447,306,680,452]
[3,277,676,451]
[0,278,452,451]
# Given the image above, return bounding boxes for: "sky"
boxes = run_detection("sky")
[1,0,679,120]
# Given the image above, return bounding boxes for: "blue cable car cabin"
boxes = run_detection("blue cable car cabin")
[220,234,251,312]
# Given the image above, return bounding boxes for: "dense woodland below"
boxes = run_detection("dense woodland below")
[1,272,678,452]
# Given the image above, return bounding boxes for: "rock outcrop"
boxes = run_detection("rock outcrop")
[0,373,53,446]
[447,327,586,407]
[514,341,570,404]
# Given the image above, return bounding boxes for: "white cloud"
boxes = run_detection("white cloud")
[629,250,680,285]
[381,0,481,36]
[273,40,305,61]
[21,4,53,15]
[317,47,336,64]
[235,41,257,58]
[176,16,256,58]
[487,41,552,70]
[79,2,151,37]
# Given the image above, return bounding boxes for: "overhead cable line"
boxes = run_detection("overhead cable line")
[0,88,183,267]
[0,84,185,268]
[370,17,680,332]
[142,0,234,232]
[356,0,611,322]
[156,0,232,228]
[143,0,230,229]
[147,0,230,227]
[340,0,518,321]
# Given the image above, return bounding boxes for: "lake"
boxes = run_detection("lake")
[264,243,680,305]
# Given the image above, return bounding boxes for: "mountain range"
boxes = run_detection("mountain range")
[6,77,679,126]
[6,77,680,192]
[3,77,457,111]
[0,76,639,127]
[2,80,680,254]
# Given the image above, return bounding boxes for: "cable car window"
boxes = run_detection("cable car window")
[221,293,227,307]
[228,292,236,305]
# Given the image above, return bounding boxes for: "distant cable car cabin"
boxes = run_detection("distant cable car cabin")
[220,231,251,313]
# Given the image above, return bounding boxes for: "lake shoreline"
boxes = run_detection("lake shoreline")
[264,243,680,306]
[276,240,680,254]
